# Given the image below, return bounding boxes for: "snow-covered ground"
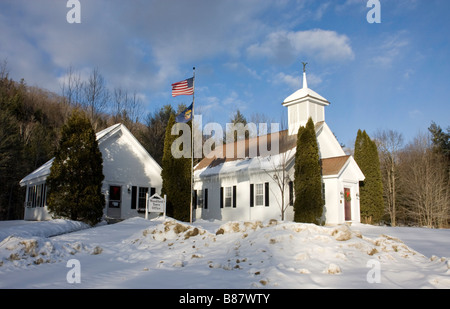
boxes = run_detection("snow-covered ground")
[0,217,449,289]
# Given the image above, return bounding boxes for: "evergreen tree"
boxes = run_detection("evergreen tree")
[140,104,176,166]
[161,114,191,222]
[46,109,105,225]
[428,121,450,168]
[294,118,324,224]
[0,109,23,220]
[354,130,384,224]
[226,109,249,143]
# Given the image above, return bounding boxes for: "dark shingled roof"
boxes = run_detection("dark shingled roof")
[321,155,351,176]
[195,121,350,176]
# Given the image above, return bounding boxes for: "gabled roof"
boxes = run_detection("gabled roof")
[321,155,365,181]
[194,121,353,180]
[95,123,122,142]
[195,122,327,171]
[321,155,351,176]
[19,123,151,186]
[195,129,297,171]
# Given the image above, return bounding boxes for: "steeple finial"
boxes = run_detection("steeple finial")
[302,62,308,89]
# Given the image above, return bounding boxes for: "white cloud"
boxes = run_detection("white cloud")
[247,29,355,65]
[314,2,332,20]
[0,0,272,93]
[370,32,410,68]
[0,0,352,115]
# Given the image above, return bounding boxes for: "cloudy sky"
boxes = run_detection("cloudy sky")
[1,0,449,147]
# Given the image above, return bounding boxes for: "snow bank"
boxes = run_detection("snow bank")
[0,217,449,289]
[0,219,91,242]
[0,235,102,268]
[118,219,450,288]
[0,219,95,269]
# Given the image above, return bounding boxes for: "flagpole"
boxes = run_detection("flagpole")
[190,67,195,224]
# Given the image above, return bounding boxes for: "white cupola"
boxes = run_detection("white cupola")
[282,64,330,135]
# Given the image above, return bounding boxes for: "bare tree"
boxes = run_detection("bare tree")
[111,87,142,132]
[400,133,449,228]
[126,90,143,131]
[259,119,294,220]
[112,87,128,122]
[0,59,9,79]
[60,66,84,113]
[249,112,274,136]
[374,129,403,226]
[82,67,109,129]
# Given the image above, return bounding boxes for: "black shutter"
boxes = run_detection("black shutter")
[193,190,197,209]
[150,187,156,196]
[289,181,294,206]
[220,187,223,208]
[204,188,208,209]
[265,182,269,207]
[232,186,236,208]
[250,184,254,207]
[131,186,137,209]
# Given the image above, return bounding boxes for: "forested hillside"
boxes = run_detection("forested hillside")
[0,64,182,220]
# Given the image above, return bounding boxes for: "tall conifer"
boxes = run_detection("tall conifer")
[354,130,384,223]
[161,114,191,222]
[294,118,324,224]
[46,109,105,225]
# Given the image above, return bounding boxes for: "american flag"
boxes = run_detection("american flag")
[171,77,194,97]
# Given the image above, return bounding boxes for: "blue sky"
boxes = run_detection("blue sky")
[1,0,449,147]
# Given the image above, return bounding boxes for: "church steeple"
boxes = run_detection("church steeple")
[282,63,330,135]
[302,71,308,89]
[302,62,308,89]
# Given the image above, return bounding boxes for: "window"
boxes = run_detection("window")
[221,186,236,208]
[250,182,269,207]
[109,186,121,208]
[26,184,47,208]
[255,184,264,206]
[225,187,232,207]
[110,186,121,201]
[138,187,148,210]
[131,186,155,210]
[36,184,43,208]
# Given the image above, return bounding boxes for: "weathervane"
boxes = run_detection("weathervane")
[302,62,308,73]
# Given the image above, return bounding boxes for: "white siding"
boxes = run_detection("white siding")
[20,124,162,221]
[316,123,346,159]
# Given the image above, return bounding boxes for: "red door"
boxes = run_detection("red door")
[344,188,351,221]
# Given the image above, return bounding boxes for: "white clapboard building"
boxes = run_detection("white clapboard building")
[19,123,162,221]
[193,71,365,225]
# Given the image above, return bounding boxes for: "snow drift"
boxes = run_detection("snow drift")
[0,217,449,289]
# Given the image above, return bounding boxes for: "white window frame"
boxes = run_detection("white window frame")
[138,187,148,210]
[225,187,232,207]
[255,183,264,206]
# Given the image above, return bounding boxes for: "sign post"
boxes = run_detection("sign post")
[147,193,166,220]
[145,192,149,220]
